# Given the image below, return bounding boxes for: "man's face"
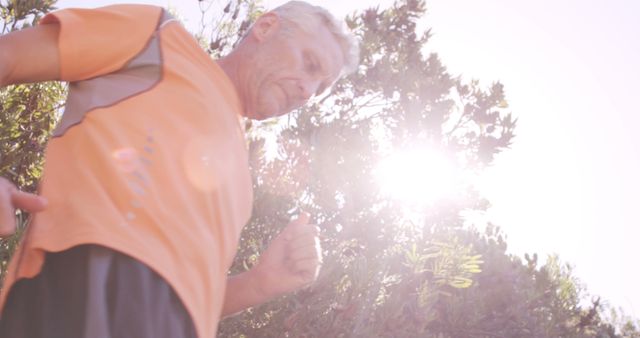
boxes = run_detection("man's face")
[244,16,345,120]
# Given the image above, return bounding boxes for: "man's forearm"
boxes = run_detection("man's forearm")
[222,268,273,317]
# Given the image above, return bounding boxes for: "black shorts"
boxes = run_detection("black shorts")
[0,245,196,338]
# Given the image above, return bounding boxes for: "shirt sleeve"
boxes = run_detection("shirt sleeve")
[40,4,163,82]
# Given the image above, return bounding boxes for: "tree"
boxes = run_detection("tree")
[0,0,64,286]
[218,0,515,336]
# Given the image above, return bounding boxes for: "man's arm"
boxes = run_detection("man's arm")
[0,23,60,87]
[222,213,322,317]
[222,268,270,317]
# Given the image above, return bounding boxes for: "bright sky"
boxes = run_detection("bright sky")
[56,0,640,318]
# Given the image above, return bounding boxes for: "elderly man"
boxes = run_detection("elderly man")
[0,1,358,337]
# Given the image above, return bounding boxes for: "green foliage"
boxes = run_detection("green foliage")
[0,0,57,33]
[429,224,621,337]
[0,0,64,287]
[194,0,264,58]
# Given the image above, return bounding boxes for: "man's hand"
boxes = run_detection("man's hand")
[0,177,47,237]
[253,212,322,299]
[221,213,322,317]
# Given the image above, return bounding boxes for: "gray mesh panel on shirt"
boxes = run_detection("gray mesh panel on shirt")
[52,9,174,138]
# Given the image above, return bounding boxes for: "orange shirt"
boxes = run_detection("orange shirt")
[0,5,253,338]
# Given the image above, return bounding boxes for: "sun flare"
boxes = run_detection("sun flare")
[374,147,456,206]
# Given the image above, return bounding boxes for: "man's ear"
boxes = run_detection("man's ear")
[250,12,281,42]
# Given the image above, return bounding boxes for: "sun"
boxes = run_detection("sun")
[374,147,456,207]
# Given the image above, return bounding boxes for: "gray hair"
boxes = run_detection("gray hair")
[271,1,360,77]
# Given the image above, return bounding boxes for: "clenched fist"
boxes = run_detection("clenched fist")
[253,212,322,298]
[0,177,47,237]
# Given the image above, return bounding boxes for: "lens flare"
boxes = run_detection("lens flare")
[375,147,455,206]
[111,147,141,173]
